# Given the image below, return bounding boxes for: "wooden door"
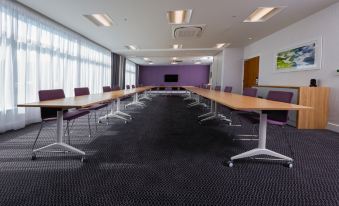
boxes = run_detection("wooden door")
[243,56,259,88]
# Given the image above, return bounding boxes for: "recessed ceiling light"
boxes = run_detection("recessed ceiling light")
[248,37,253,40]
[216,43,225,49]
[84,14,113,27]
[167,9,192,24]
[172,57,178,60]
[126,45,138,50]
[244,7,285,22]
[171,62,178,65]
[201,56,213,61]
[144,57,150,61]
[215,43,231,49]
[173,44,183,49]
[195,61,202,65]
[149,62,154,65]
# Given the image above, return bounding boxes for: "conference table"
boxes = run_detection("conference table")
[183,86,311,167]
[18,85,310,166]
[17,86,154,161]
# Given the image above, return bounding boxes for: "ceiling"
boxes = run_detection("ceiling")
[17,0,339,65]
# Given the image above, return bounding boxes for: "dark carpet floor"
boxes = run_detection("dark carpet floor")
[0,95,339,206]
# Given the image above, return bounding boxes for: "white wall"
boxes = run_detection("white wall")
[211,48,244,93]
[244,2,339,132]
[221,48,244,94]
[211,51,223,87]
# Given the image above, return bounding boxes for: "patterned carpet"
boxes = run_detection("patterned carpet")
[0,95,338,205]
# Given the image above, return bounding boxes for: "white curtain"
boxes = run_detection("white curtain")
[125,60,136,88]
[0,0,111,133]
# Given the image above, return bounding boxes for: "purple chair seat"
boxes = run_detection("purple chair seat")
[64,110,90,121]
[82,103,108,111]
[238,91,293,126]
[238,112,288,126]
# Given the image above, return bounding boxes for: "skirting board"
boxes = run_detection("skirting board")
[327,122,339,133]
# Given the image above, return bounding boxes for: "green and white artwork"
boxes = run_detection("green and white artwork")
[276,41,319,71]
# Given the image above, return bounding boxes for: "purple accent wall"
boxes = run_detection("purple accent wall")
[139,65,210,86]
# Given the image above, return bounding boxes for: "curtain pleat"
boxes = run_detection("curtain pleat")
[0,0,111,133]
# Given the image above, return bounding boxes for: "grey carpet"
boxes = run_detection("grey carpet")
[0,96,338,206]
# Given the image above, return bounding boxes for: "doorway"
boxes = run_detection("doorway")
[243,56,260,88]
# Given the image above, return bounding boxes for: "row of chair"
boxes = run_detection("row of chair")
[187,85,293,141]
[32,85,142,157]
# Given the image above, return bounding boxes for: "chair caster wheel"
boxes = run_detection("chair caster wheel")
[226,160,234,168]
[81,157,87,163]
[31,154,37,161]
[124,121,127,124]
[285,162,293,168]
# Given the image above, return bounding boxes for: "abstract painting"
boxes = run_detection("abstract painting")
[276,40,320,72]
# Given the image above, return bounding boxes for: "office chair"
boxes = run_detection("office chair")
[224,86,233,93]
[32,89,91,160]
[103,86,112,92]
[74,87,108,130]
[214,85,221,91]
[236,90,293,141]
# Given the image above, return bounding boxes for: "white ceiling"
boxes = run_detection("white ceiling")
[17,0,339,65]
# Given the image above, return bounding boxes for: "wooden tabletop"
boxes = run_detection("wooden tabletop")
[183,86,311,111]
[17,86,154,109]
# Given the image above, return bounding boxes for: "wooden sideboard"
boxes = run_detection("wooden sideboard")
[254,85,330,129]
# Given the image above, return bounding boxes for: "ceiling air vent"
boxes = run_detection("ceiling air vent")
[172,24,206,39]
[173,60,183,63]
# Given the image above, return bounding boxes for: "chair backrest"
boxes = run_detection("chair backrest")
[132,85,136,89]
[103,86,111,92]
[38,89,65,119]
[126,85,130,89]
[243,88,257,97]
[265,91,294,124]
[214,86,221,91]
[224,86,232,93]
[74,87,90,96]
[112,85,120,91]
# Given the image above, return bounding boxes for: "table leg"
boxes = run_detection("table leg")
[99,99,130,123]
[228,112,293,167]
[33,110,86,158]
[125,93,146,108]
[198,100,215,118]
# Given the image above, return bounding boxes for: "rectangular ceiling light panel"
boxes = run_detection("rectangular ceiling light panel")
[167,9,192,24]
[84,14,113,27]
[244,7,285,22]
[173,44,183,49]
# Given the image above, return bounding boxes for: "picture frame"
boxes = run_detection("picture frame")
[275,38,322,72]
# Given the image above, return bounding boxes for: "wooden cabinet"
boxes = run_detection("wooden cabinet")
[298,87,329,129]
[255,86,329,129]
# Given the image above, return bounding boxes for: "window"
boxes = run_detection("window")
[125,60,136,88]
[0,1,111,133]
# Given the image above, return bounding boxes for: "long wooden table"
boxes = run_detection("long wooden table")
[17,86,154,160]
[183,86,311,167]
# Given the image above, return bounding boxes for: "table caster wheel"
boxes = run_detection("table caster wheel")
[225,160,233,168]
[81,157,87,163]
[31,154,37,161]
[285,162,293,168]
